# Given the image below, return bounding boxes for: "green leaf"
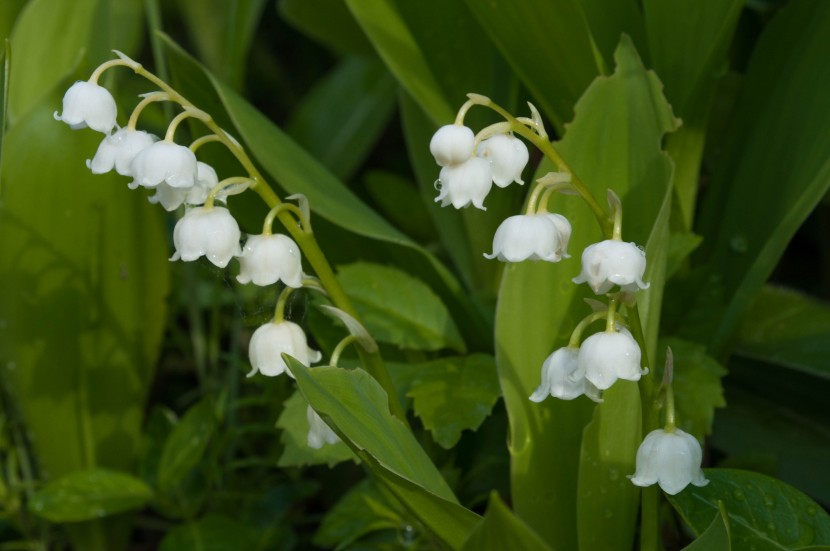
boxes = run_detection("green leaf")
[160,515,257,551]
[0,0,27,41]
[362,170,437,244]
[287,359,480,549]
[407,355,500,449]
[29,468,152,523]
[276,390,355,468]
[286,56,397,182]
[157,400,216,493]
[0,40,8,184]
[336,262,465,353]
[656,339,726,440]
[734,286,830,380]
[314,478,405,550]
[666,232,703,279]
[462,492,552,551]
[691,0,830,354]
[279,0,374,56]
[682,502,731,551]
[669,469,830,549]
[494,36,678,547]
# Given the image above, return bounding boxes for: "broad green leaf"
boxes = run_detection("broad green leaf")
[462,492,552,551]
[734,286,830,380]
[28,468,152,523]
[345,0,454,125]
[643,0,744,230]
[692,0,830,355]
[276,390,355,468]
[666,232,703,279]
[176,0,267,90]
[0,0,27,41]
[407,355,500,448]
[287,359,480,548]
[336,262,465,353]
[286,57,396,182]
[279,0,374,56]
[656,339,726,440]
[159,515,257,551]
[0,40,8,185]
[157,400,216,493]
[314,478,405,550]
[495,36,677,546]
[362,170,437,244]
[683,502,731,551]
[669,469,830,549]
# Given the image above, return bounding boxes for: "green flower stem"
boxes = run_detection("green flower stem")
[189,134,223,153]
[465,94,612,237]
[330,335,359,368]
[127,91,168,130]
[664,383,676,432]
[262,203,308,235]
[274,286,295,323]
[205,177,253,209]
[567,310,608,348]
[94,55,408,424]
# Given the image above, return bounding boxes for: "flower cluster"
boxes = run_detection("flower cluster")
[56,61,339,449]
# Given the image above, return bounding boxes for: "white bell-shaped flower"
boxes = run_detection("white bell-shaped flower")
[629,428,709,495]
[429,124,475,167]
[546,214,572,258]
[149,162,220,212]
[129,141,198,190]
[435,157,492,210]
[572,239,649,294]
[484,213,571,262]
[54,81,117,133]
[577,330,646,390]
[306,405,341,449]
[476,134,529,188]
[87,128,157,176]
[170,206,241,268]
[529,347,602,402]
[247,320,322,378]
[236,234,303,287]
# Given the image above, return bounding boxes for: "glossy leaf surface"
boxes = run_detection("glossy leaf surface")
[276,389,355,468]
[461,492,552,551]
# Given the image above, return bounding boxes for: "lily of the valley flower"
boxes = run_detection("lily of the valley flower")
[429,124,475,167]
[572,239,649,294]
[54,81,118,133]
[306,405,341,449]
[529,347,601,402]
[435,157,493,210]
[629,428,709,495]
[129,140,198,190]
[237,234,303,287]
[149,162,220,211]
[577,330,646,390]
[247,320,322,378]
[87,128,157,176]
[484,213,571,262]
[476,134,529,188]
[170,206,241,268]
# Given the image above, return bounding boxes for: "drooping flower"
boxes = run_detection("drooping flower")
[484,213,571,262]
[572,239,649,294]
[149,161,220,211]
[476,134,529,188]
[577,330,646,390]
[529,347,601,402]
[429,124,475,167]
[54,81,118,133]
[629,428,709,495]
[129,141,198,190]
[435,157,493,210]
[87,128,157,176]
[247,320,322,378]
[306,405,341,449]
[170,206,241,268]
[237,234,303,287]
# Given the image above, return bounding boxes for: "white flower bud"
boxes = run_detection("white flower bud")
[87,128,157,176]
[429,124,475,167]
[306,405,340,449]
[236,234,303,287]
[484,213,571,262]
[476,134,529,188]
[54,81,117,133]
[572,239,649,294]
[170,206,241,268]
[529,347,601,402]
[578,331,646,390]
[435,157,492,210]
[247,320,322,378]
[629,428,709,495]
[129,141,198,190]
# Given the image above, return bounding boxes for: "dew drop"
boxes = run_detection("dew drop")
[764,494,775,508]
[6,361,16,371]
[733,489,745,501]
[807,506,817,516]
[398,525,417,547]
[604,508,613,519]
[730,235,748,253]
[608,468,620,481]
